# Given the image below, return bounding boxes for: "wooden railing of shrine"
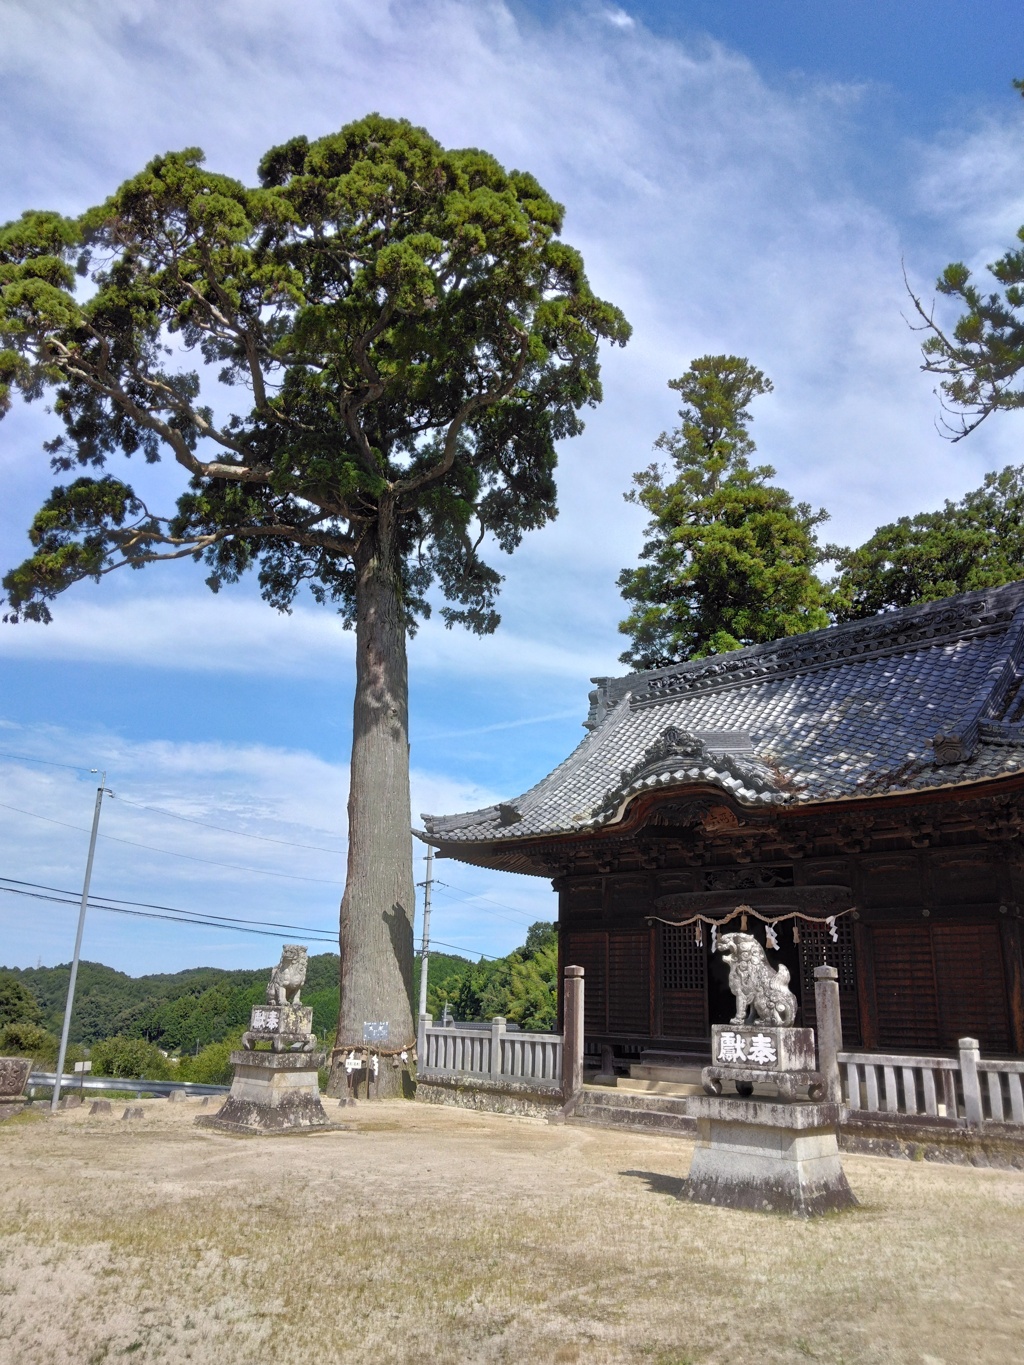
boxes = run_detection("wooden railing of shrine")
[418,1016,563,1086]
[416,965,585,1099]
[837,1040,1024,1126]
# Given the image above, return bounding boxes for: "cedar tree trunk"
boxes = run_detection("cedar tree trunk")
[327,500,416,1099]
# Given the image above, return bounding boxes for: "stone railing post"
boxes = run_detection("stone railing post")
[417,1013,430,1070]
[489,1017,506,1082]
[813,964,842,1103]
[562,965,585,1101]
[959,1037,984,1126]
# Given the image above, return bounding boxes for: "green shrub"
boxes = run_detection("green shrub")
[0,1020,65,1068]
[177,1030,243,1086]
[90,1035,172,1080]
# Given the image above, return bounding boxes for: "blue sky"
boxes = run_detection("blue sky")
[2,0,1024,975]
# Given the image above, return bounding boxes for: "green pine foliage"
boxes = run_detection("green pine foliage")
[910,81,1024,441]
[831,465,1024,619]
[425,922,558,1032]
[617,357,831,668]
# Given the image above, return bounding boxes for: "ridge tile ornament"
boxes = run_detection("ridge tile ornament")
[197,946,342,1136]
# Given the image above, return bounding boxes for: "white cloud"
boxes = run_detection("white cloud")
[3,0,1024,977]
[0,721,539,973]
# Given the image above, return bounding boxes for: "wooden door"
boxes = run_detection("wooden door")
[564,931,607,1033]
[607,931,650,1034]
[870,921,1011,1052]
[659,922,707,1038]
[871,924,940,1050]
[933,923,1010,1052]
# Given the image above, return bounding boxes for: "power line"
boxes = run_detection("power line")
[431,882,534,929]
[0,751,96,773]
[112,795,346,853]
[0,801,345,885]
[0,876,337,938]
[426,938,495,960]
[0,883,338,944]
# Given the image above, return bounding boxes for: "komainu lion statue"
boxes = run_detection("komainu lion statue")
[718,930,797,1027]
[267,944,307,1006]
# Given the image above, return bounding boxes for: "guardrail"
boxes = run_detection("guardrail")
[837,1038,1024,1126]
[28,1072,229,1098]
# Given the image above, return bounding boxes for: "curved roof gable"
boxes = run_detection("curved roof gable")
[421,581,1024,847]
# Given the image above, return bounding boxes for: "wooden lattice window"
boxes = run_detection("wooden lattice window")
[661,923,706,991]
[659,922,707,1038]
[799,917,861,1045]
[798,918,857,996]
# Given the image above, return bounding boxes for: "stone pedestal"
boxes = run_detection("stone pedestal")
[0,1056,31,1122]
[196,1050,338,1135]
[703,1025,825,1100]
[681,1096,857,1217]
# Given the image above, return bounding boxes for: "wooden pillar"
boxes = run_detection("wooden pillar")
[814,964,842,1103]
[562,965,585,1100]
[998,914,1024,1055]
[852,918,878,1049]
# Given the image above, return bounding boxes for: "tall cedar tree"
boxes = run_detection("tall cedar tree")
[0,117,629,1094]
[831,464,1024,619]
[617,356,829,668]
[910,80,1024,440]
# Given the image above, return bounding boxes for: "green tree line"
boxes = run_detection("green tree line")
[0,928,558,1081]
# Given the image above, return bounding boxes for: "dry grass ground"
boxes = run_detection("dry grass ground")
[0,1099,1022,1365]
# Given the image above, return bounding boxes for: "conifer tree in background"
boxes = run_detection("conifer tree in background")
[830,465,1024,620]
[910,80,1024,441]
[0,116,629,1095]
[617,356,830,669]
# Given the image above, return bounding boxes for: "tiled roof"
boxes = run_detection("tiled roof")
[421,581,1024,845]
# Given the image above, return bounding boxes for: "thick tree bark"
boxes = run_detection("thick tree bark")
[327,500,416,1099]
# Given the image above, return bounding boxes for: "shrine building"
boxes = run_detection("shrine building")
[421,581,1024,1060]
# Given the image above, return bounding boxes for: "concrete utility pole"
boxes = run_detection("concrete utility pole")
[417,844,434,1022]
[51,772,110,1113]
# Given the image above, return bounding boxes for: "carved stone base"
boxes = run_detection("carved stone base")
[681,1097,857,1217]
[196,1050,343,1135]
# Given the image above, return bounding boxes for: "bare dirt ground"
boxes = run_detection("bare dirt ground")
[0,1099,1022,1365]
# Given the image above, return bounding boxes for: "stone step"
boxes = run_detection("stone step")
[573,1089,697,1137]
[629,1063,705,1086]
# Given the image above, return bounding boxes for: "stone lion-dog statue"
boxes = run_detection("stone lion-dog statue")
[717,928,797,1027]
[267,944,308,1006]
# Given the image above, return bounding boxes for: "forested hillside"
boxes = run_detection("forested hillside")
[0,923,557,1065]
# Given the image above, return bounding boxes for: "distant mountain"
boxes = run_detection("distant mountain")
[1,949,472,1050]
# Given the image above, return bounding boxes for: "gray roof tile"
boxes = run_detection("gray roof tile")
[422,581,1024,843]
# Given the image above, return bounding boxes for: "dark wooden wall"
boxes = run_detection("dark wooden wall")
[557,835,1024,1056]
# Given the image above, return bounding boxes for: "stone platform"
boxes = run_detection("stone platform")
[196,1050,342,1135]
[681,1095,857,1216]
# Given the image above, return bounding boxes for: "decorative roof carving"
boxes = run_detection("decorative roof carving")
[586,725,785,825]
